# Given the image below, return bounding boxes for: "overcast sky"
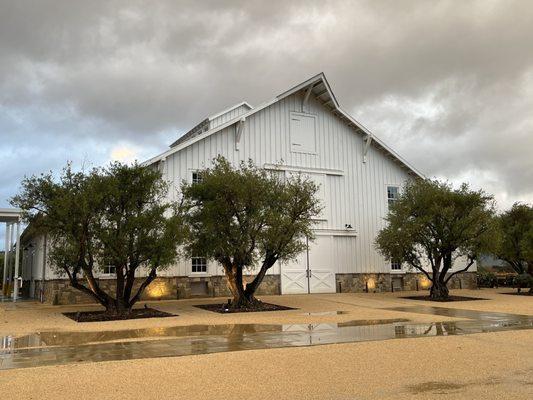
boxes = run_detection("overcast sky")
[1,0,533,247]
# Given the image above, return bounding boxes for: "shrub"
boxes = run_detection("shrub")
[503,275,516,287]
[477,270,497,288]
[514,273,533,293]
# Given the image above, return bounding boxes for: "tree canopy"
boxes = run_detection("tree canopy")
[11,162,184,315]
[494,203,533,273]
[375,179,496,300]
[494,203,533,293]
[181,156,321,309]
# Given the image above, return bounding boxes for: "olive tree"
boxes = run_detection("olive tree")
[494,203,533,293]
[375,179,496,300]
[12,162,184,316]
[181,157,320,309]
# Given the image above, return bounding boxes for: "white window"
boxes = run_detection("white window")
[390,261,402,271]
[192,171,203,184]
[387,186,399,207]
[191,257,207,273]
[102,265,116,275]
[290,112,317,154]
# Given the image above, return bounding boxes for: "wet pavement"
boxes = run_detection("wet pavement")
[301,310,350,316]
[0,306,531,370]
[384,305,533,322]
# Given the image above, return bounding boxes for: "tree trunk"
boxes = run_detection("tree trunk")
[223,263,258,309]
[105,297,131,317]
[243,257,276,304]
[430,279,449,300]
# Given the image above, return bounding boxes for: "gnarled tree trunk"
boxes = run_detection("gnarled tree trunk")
[222,259,278,310]
[429,262,450,300]
[429,279,449,300]
[223,263,255,309]
[67,263,158,317]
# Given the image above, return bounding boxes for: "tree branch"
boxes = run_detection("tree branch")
[406,260,432,281]
[445,258,475,284]
[128,267,157,307]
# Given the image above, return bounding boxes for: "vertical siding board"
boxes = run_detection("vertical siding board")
[159,90,412,277]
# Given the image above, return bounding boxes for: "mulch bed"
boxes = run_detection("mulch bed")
[401,295,486,302]
[63,307,176,322]
[195,301,295,314]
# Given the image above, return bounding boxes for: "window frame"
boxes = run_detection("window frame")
[390,260,403,272]
[191,171,203,184]
[386,185,400,207]
[190,256,208,275]
[101,265,116,277]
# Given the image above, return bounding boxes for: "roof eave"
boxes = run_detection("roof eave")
[142,73,425,179]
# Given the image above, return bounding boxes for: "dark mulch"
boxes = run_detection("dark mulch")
[63,307,176,322]
[401,295,486,302]
[195,301,295,314]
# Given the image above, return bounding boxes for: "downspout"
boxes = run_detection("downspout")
[40,233,47,303]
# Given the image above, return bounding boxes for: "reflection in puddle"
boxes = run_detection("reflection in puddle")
[301,311,349,316]
[0,318,408,350]
[0,307,531,370]
[383,305,532,322]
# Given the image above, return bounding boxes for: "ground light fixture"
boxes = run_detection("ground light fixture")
[365,277,376,293]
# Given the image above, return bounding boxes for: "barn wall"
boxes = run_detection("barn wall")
[159,90,413,278]
[209,104,250,129]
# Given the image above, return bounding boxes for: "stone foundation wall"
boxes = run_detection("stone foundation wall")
[35,274,281,305]
[32,271,475,305]
[336,272,477,293]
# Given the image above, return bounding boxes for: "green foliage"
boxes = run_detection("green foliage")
[494,203,533,274]
[515,273,533,293]
[375,179,496,299]
[11,162,184,313]
[476,270,497,288]
[181,156,320,306]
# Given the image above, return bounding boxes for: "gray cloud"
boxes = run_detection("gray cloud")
[1,0,533,247]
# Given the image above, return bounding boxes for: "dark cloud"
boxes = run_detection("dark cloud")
[1,0,533,247]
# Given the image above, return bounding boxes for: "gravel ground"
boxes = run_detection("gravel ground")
[0,288,531,399]
[0,330,531,400]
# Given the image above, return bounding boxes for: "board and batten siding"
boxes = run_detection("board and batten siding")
[209,103,250,130]
[157,90,413,278]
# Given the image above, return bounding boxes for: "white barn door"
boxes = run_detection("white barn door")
[308,236,335,293]
[281,245,308,294]
[281,235,336,294]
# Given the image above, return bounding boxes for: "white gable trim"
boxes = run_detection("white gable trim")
[142,73,425,179]
[263,163,344,176]
[208,101,253,121]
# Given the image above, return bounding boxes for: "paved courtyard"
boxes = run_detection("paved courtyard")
[0,288,532,399]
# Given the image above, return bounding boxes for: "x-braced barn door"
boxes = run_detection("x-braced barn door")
[281,235,336,294]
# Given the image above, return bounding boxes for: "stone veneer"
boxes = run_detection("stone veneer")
[30,275,281,305]
[335,272,477,293]
[27,272,476,305]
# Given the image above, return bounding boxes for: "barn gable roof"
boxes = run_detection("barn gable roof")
[142,73,424,178]
[168,101,253,148]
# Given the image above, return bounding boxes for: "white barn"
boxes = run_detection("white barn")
[19,73,476,304]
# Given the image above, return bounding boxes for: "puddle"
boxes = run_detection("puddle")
[384,305,532,322]
[301,311,349,316]
[407,381,468,394]
[0,306,531,370]
[0,318,407,350]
